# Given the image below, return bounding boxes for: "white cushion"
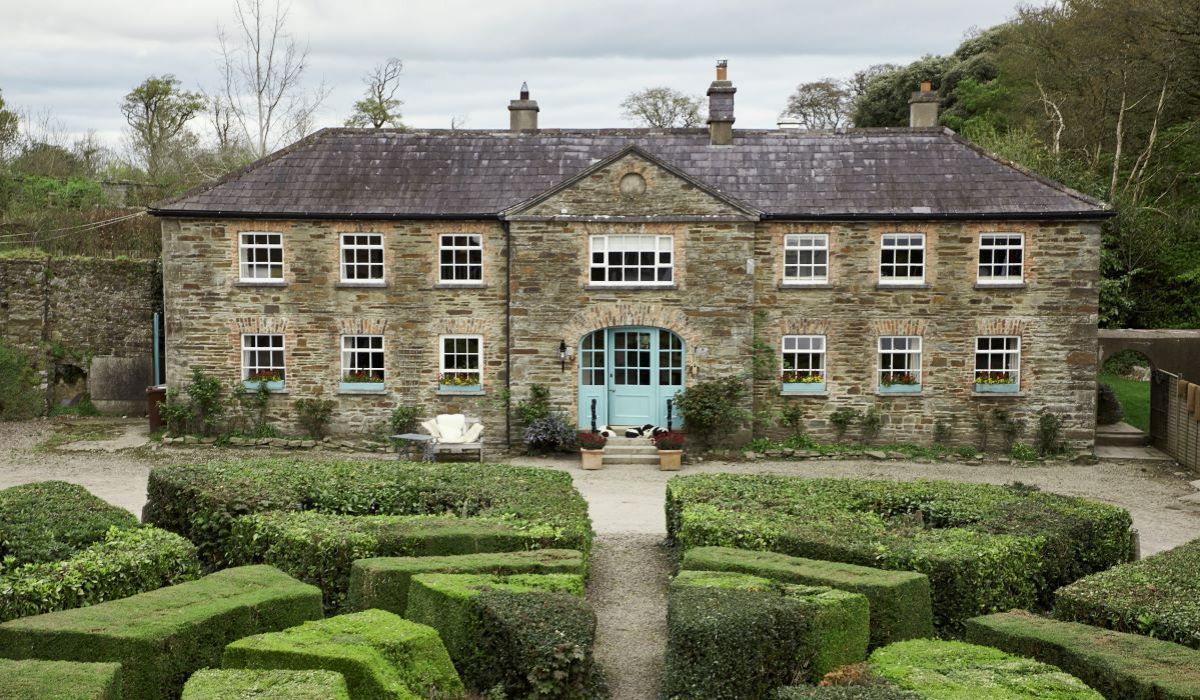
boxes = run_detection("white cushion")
[420,419,441,439]
[461,422,484,444]
[435,414,467,443]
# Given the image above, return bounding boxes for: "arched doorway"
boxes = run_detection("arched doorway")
[578,327,684,429]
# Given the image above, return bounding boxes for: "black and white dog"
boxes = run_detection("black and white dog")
[597,424,669,439]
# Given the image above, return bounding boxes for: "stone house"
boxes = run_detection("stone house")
[151,64,1112,451]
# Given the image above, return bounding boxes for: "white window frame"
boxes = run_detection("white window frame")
[341,335,385,383]
[438,234,483,285]
[241,334,285,385]
[588,234,674,286]
[781,335,826,381]
[439,334,482,387]
[340,233,385,283]
[974,336,1021,387]
[879,233,926,285]
[238,232,284,282]
[782,234,829,284]
[977,233,1025,285]
[877,336,922,387]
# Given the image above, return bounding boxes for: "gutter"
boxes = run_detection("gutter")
[503,219,512,448]
[148,209,499,221]
[761,211,1117,222]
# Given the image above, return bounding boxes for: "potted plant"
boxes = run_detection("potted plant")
[652,431,685,471]
[340,370,385,392]
[242,370,284,392]
[438,372,481,393]
[781,370,826,394]
[578,431,607,470]
[974,371,1018,394]
[878,372,920,394]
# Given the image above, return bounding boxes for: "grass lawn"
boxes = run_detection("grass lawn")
[1100,373,1150,432]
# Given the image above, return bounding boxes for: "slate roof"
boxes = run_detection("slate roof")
[151,127,1110,220]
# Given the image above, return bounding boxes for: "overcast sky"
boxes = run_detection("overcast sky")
[1,0,1028,151]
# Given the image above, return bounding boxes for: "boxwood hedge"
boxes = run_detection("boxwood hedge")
[1053,536,1200,650]
[0,526,200,622]
[0,658,123,700]
[142,459,593,568]
[773,687,917,700]
[405,573,602,698]
[666,476,1132,633]
[966,611,1200,700]
[0,481,138,566]
[664,570,870,700]
[681,546,932,649]
[0,565,323,700]
[182,669,351,700]
[223,609,464,699]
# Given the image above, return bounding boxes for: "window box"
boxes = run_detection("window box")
[782,381,826,394]
[340,381,385,393]
[242,379,285,392]
[438,383,482,393]
[878,383,921,394]
[974,382,1018,394]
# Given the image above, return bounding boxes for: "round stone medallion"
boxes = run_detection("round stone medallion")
[619,172,647,198]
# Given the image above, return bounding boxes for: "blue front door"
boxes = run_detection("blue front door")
[578,327,684,429]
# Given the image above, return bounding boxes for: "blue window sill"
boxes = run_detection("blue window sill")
[340,382,385,393]
[438,385,483,395]
[877,384,921,395]
[782,382,827,394]
[973,383,1019,394]
[242,380,285,392]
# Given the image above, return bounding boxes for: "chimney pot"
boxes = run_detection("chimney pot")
[707,60,736,145]
[908,81,939,128]
[920,80,932,93]
[716,59,728,81]
[509,82,539,131]
[519,81,529,100]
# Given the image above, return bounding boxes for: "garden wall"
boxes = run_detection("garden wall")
[1166,374,1200,473]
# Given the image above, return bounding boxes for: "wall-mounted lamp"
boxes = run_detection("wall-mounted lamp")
[559,340,568,372]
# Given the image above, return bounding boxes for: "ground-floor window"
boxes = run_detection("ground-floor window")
[242,334,285,385]
[878,336,921,389]
[781,335,826,383]
[440,335,482,388]
[341,335,385,383]
[975,336,1021,389]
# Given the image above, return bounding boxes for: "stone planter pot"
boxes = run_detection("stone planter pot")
[242,379,284,392]
[878,383,920,395]
[438,383,481,393]
[580,448,605,470]
[340,381,385,393]
[974,382,1018,394]
[781,381,826,394]
[658,449,682,471]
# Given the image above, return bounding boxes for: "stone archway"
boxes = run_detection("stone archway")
[1097,329,1200,378]
[562,303,703,374]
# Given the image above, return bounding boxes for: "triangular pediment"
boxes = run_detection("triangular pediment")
[504,145,760,221]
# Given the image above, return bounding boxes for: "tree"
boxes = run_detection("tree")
[215,0,330,158]
[620,87,703,128]
[121,75,204,179]
[0,89,18,163]
[780,79,852,129]
[345,58,404,128]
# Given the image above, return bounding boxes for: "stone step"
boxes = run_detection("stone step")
[603,445,660,455]
[602,454,661,465]
[1096,421,1150,447]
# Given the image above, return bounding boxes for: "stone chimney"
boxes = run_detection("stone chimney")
[509,82,539,131]
[706,60,736,145]
[908,80,939,128]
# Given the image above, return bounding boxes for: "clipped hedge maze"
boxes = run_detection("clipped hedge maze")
[1054,535,1200,650]
[0,565,323,700]
[0,481,138,565]
[667,475,1133,633]
[223,609,464,700]
[405,573,602,698]
[0,658,123,700]
[966,611,1200,700]
[182,669,351,700]
[664,571,870,700]
[346,549,585,616]
[682,547,932,649]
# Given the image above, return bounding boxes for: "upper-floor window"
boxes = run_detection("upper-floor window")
[783,234,829,284]
[241,333,285,388]
[879,233,925,284]
[878,336,922,390]
[782,335,826,384]
[440,335,482,389]
[589,235,673,286]
[341,233,384,283]
[975,336,1021,391]
[439,234,482,284]
[978,233,1024,284]
[239,232,283,282]
[341,335,385,384]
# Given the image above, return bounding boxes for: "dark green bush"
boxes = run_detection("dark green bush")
[0,341,42,420]
[673,376,751,447]
[345,548,585,615]
[0,565,323,700]
[142,459,593,569]
[0,526,200,622]
[0,481,138,566]
[222,609,463,699]
[868,639,1101,699]
[227,510,573,611]
[966,611,1200,700]
[1054,536,1200,649]
[523,413,579,454]
[664,571,869,700]
[182,669,351,700]
[681,546,932,648]
[0,658,122,700]
[666,475,1133,634]
[293,398,334,439]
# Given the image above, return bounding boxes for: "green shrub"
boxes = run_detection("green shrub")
[223,609,464,700]
[773,686,916,700]
[293,398,335,439]
[0,658,122,700]
[664,570,869,699]
[0,525,200,622]
[184,367,225,436]
[868,639,1102,699]
[0,565,323,700]
[666,475,1133,634]
[227,510,573,611]
[516,383,552,426]
[673,376,751,447]
[1053,536,1200,649]
[523,413,579,454]
[389,405,421,435]
[966,611,1200,700]
[345,548,585,615]
[0,481,138,566]
[142,459,593,569]
[681,546,932,648]
[0,341,42,420]
[183,669,351,700]
[829,407,861,442]
[405,573,599,698]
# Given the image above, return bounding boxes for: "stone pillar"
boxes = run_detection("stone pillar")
[508,82,539,131]
[908,81,939,128]
[707,60,736,145]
